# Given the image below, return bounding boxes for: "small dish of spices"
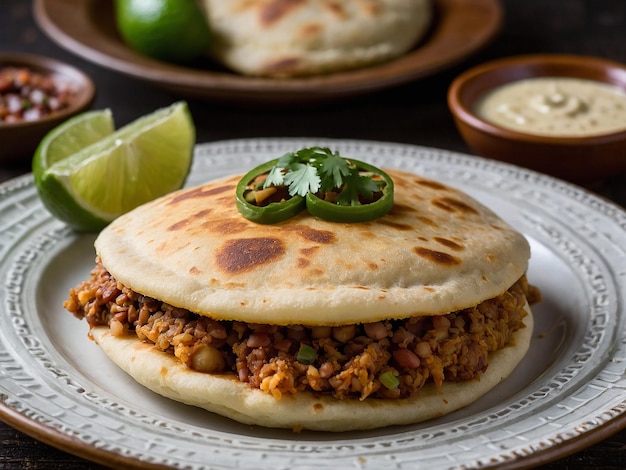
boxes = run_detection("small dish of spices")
[0,52,95,162]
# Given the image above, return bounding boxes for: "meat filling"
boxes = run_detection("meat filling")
[64,260,541,401]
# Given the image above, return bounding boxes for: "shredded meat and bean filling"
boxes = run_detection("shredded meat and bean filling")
[64,259,541,400]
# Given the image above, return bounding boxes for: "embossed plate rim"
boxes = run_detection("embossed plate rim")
[0,138,625,469]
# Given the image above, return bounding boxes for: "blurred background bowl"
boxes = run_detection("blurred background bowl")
[0,52,95,163]
[447,54,626,184]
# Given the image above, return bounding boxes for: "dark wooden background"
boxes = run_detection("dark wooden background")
[1,0,625,468]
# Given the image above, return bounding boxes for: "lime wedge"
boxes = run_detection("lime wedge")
[33,109,115,168]
[33,101,195,232]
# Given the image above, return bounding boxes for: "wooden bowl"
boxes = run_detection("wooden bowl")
[447,54,626,184]
[0,52,95,162]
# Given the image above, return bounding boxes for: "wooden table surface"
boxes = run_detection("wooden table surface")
[1,0,625,468]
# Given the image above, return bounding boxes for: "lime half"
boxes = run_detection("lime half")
[33,101,195,232]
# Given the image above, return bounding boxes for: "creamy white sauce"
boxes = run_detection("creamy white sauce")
[475,77,626,136]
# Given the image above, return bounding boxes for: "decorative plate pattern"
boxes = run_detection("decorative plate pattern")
[1,138,625,469]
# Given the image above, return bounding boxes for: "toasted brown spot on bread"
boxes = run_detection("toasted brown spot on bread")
[379,220,413,231]
[285,225,336,244]
[193,209,212,219]
[168,185,234,205]
[432,197,479,215]
[417,180,448,190]
[299,22,322,38]
[300,246,320,257]
[297,246,320,269]
[208,219,249,235]
[413,247,461,266]
[167,209,213,232]
[323,1,346,17]
[417,216,438,227]
[167,220,189,232]
[434,237,465,251]
[389,203,418,215]
[261,0,305,25]
[216,238,285,274]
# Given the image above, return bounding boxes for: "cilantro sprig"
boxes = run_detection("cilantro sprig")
[263,147,383,205]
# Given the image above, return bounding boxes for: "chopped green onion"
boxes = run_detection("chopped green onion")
[379,371,400,389]
[297,344,317,364]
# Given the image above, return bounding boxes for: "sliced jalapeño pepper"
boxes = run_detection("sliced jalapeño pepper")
[306,159,394,223]
[235,158,306,224]
[236,152,394,224]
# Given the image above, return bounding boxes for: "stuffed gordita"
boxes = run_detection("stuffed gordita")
[65,147,540,432]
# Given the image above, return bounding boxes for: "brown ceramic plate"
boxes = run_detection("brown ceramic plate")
[33,0,502,106]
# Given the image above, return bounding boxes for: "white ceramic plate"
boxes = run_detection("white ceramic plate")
[1,138,625,469]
